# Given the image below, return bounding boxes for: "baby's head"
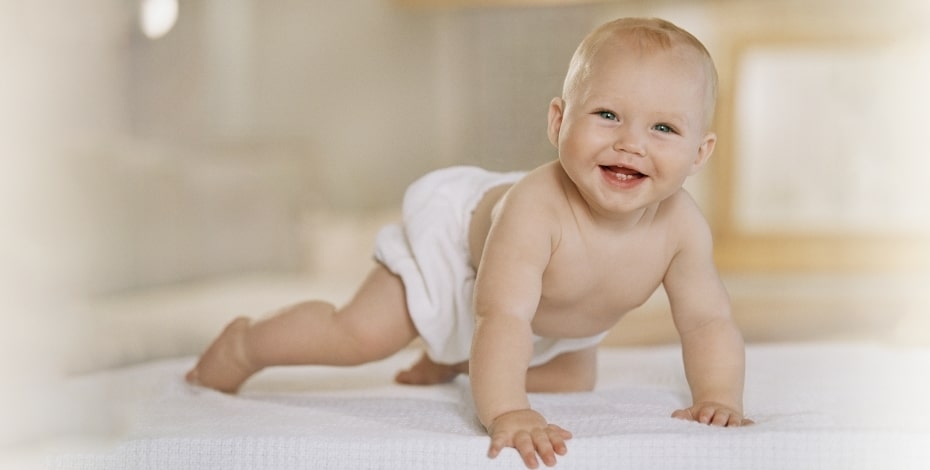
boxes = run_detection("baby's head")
[562,18,718,130]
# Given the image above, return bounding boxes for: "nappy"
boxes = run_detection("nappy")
[373,166,607,366]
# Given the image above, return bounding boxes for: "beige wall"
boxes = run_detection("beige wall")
[2,0,928,294]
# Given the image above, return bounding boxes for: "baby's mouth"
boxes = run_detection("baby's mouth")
[601,165,645,181]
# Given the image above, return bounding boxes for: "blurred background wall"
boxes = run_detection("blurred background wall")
[1,0,928,377]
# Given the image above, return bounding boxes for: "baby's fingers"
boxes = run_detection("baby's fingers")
[693,406,719,424]
[710,409,731,426]
[671,408,694,421]
[487,432,510,459]
[680,403,722,425]
[547,425,570,456]
[549,424,573,442]
[676,404,753,427]
[514,431,540,468]
[488,428,570,469]
[488,430,532,462]
[531,428,560,467]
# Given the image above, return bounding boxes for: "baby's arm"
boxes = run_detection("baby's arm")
[663,205,748,426]
[470,183,569,468]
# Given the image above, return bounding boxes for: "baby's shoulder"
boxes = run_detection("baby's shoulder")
[656,189,713,245]
[514,161,561,187]
[658,188,703,217]
[500,162,566,207]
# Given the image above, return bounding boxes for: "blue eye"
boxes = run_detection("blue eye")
[597,111,618,121]
[653,123,674,134]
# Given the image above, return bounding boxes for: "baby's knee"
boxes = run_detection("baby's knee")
[526,357,597,392]
[552,348,598,390]
[568,368,597,392]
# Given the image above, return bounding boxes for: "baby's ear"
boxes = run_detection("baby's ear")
[690,132,716,175]
[547,98,565,148]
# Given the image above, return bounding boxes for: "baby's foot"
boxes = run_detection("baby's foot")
[185,317,260,393]
[394,352,465,385]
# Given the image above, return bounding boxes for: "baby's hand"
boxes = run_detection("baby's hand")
[487,409,572,469]
[672,401,753,427]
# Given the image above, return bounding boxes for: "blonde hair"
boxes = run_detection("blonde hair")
[562,18,718,127]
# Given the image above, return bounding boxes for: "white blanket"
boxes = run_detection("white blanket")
[45,344,930,469]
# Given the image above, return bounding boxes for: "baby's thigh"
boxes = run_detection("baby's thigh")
[525,346,597,392]
[336,262,417,351]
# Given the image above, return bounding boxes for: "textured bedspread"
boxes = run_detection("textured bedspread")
[48,344,930,469]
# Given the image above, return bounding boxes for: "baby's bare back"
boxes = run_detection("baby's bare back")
[468,168,686,339]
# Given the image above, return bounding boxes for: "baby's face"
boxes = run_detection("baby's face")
[551,41,715,217]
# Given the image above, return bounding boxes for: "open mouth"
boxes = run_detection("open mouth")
[600,165,646,182]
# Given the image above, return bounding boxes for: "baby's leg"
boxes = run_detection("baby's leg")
[395,346,597,391]
[185,317,256,393]
[186,263,417,393]
[525,346,598,393]
[395,353,467,385]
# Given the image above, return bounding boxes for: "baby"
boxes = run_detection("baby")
[187,17,748,469]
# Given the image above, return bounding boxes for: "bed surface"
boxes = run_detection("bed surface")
[43,342,929,469]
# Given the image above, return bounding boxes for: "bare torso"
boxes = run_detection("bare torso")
[468,166,680,339]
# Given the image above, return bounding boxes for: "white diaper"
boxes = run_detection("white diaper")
[374,166,607,366]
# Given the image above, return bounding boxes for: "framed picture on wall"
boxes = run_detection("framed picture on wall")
[711,34,930,271]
